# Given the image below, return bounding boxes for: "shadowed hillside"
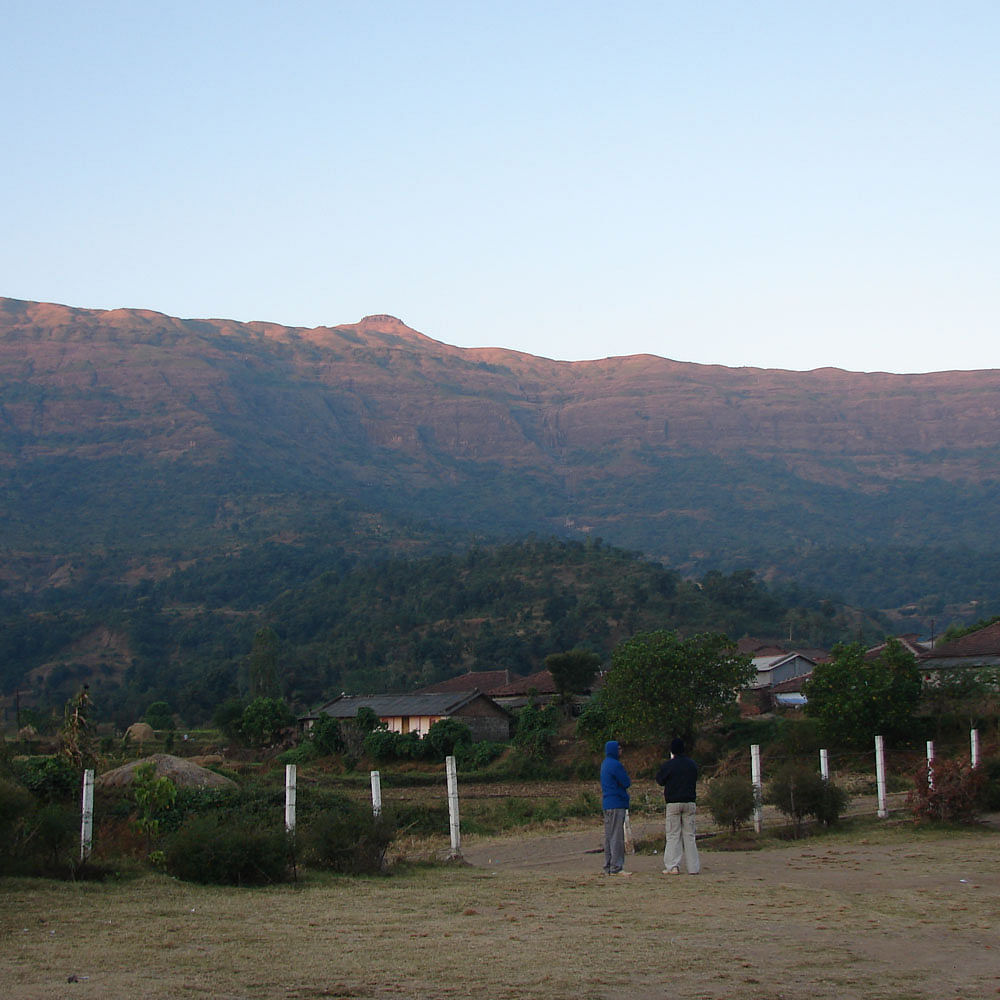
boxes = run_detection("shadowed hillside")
[3,296,1000,622]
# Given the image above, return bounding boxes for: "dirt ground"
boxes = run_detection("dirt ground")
[3,810,999,1000]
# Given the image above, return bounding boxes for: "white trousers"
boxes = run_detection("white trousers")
[664,801,700,873]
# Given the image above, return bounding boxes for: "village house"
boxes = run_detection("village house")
[917,620,1000,682]
[302,691,512,743]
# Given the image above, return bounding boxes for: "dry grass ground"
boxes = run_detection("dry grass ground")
[2,820,999,1000]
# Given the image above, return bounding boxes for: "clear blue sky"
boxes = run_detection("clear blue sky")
[3,1,997,372]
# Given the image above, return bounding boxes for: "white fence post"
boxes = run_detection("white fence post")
[819,748,829,781]
[80,769,94,863]
[284,764,296,832]
[751,744,763,833]
[875,735,888,818]
[971,729,980,769]
[925,740,935,789]
[446,755,462,860]
[371,770,382,817]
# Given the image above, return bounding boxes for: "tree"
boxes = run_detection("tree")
[804,638,922,747]
[600,631,753,744]
[545,648,601,711]
[144,701,173,730]
[248,626,281,699]
[131,761,177,856]
[239,697,293,747]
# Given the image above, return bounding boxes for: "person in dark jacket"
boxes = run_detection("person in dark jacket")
[599,740,631,875]
[655,737,700,875]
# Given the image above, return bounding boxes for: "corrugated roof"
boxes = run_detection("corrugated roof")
[312,692,483,718]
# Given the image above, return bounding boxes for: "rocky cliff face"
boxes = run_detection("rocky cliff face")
[3,296,999,607]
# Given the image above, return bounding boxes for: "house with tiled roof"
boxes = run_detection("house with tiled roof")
[414,669,518,695]
[918,620,1000,681]
[303,691,511,742]
[489,668,562,710]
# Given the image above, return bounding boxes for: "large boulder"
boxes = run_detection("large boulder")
[96,753,237,790]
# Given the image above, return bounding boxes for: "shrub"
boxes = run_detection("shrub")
[979,756,1000,811]
[301,802,397,874]
[30,803,77,872]
[907,757,986,824]
[767,765,849,836]
[426,719,472,761]
[309,714,345,756]
[0,778,35,873]
[576,693,612,752]
[12,755,80,803]
[512,704,558,758]
[704,776,756,835]
[364,728,403,762]
[455,740,505,770]
[164,815,290,885]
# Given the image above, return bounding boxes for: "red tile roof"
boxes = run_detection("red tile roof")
[921,620,1000,659]
[414,670,517,695]
[491,669,558,696]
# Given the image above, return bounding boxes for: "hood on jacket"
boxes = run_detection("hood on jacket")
[605,740,620,759]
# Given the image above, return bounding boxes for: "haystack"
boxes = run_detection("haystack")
[125,722,155,743]
[96,753,237,790]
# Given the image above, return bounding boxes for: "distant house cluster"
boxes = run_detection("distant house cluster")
[301,620,1000,738]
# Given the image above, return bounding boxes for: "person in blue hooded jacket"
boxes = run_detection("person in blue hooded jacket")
[600,740,632,875]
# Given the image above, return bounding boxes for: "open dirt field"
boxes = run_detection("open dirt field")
[3,818,999,1000]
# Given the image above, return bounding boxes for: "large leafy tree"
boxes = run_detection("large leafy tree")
[601,630,753,744]
[804,638,921,747]
[545,648,601,708]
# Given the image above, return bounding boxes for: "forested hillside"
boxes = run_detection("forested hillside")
[1,537,886,728]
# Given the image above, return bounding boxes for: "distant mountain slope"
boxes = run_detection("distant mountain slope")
[2,296,1000,616]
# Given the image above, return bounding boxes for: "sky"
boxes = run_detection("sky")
[3,1,998,373]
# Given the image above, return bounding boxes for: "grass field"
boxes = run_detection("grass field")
[3,819,999,1000]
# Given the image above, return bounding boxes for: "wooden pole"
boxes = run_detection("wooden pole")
[751,744,762,833]
[819,748,829,781]
[971,729,981,769]
[284,764,296,832]
[875,735,888,818]
[80,769,94,863]
[446,755,462,860]
[371,770,382,817]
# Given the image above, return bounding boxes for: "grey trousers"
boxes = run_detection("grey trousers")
[603,807,627,873]
[664,801,700,873]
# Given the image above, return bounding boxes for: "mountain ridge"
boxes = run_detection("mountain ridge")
[2,296,1000,618]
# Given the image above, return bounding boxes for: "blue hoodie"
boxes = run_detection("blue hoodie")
[600,740,631,810]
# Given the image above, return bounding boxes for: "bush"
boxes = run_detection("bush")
[512,704,558,758]
[363,728,403,762]
[426,719,472,761]
[576,693,612,752]
[455,740,505,771]
[309,715,345,756]
[164,815,290,885]
[704,776,756,835]
[12,756,80,803]
[300,802,397,874]
[767,765,849,836]
[907,757,986,824]
[979,756,1000,811]
[0,778,35,873]
[30,803,78,872]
